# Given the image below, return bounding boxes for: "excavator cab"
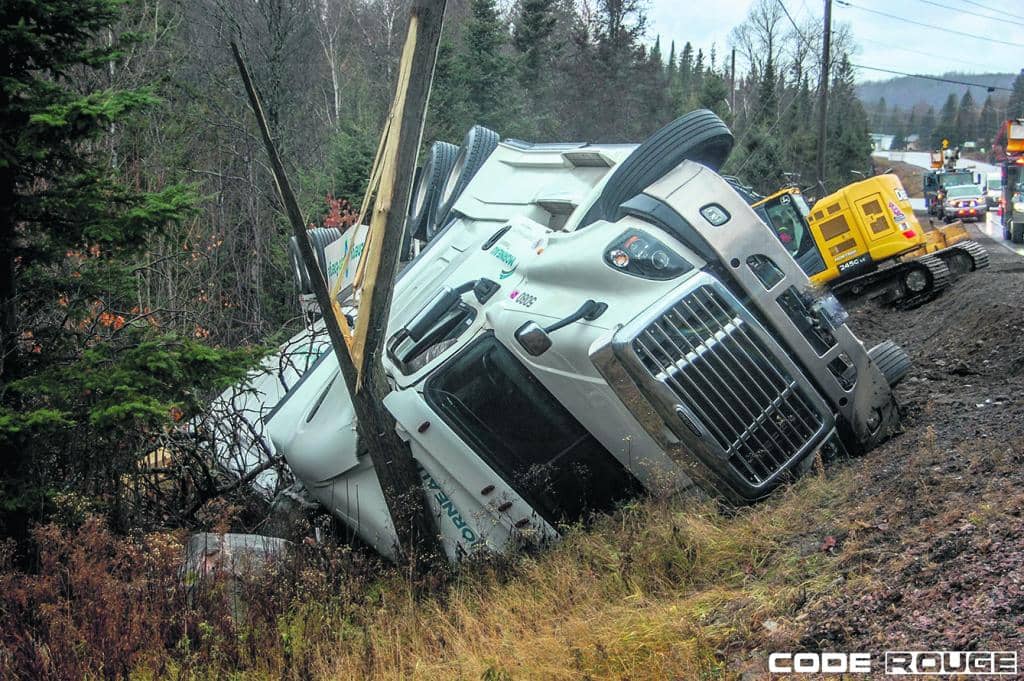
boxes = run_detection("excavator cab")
[755,188,828,278]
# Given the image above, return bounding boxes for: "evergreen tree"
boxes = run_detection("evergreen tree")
[934,93,958,148]
[978,95,999,149]
[692,49,705,98]
[328,117,378,199]
[919,106,937,147]
[590,0,648,139]
[674,41,694,111]
[458,0,519,134]
[754,57,777,125]
[733,125,785,193]
[890,123,907,151]
[780,76,816,183]
[425,38,466,143]
[513,0,560,136]
[1009,69,1024,118]
[873,97,888,133]
[666,40,677,84]
[955,90,977,145]
[649,35,662,65]
[0,0,258,537]
[905,108,918,147]
[824,54,871,190]
[638,37,671,127]
[697,70,731,121]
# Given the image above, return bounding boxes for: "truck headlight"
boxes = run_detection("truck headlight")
[1014,202,1024,214]
[604,229,693,280]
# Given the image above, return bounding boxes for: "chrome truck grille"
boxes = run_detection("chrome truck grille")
[592,273,833,495]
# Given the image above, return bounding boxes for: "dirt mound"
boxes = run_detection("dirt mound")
[872,159,925,197]
[796,225,1024,654]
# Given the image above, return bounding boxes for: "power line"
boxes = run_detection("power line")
[777,0,819,54]
[848,63,1015,91]
[856,36,999,71]
[728,1,817,155]
[834,0,1024,47]
[956,0,1024,22]
[909,0,1024,28]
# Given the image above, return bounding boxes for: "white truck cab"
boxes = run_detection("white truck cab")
[268,112,903,562]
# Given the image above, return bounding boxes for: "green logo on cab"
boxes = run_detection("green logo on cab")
[491,245,518,279]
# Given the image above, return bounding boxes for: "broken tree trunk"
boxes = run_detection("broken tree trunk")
[230,0,448,575]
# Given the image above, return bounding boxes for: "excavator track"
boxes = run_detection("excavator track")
[833,255,951,310]
[930,239,989,277]
[896,255,951,309]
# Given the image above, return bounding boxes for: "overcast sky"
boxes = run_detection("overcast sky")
[646,0,1024,83]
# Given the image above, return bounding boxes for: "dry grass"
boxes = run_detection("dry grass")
[2,463,862,681]
[310,469,855,680]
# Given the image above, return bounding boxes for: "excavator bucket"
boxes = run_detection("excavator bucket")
[932,221,970,249]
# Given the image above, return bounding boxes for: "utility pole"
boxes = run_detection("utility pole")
[230,0,449,575]
[730,48,737,113]
[815,0,833,195]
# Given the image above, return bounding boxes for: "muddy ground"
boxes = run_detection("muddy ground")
[793,225,1024,656]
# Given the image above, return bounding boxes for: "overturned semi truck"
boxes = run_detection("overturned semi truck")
[268,111,907,562]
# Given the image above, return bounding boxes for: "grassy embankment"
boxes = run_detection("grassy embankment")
[2,465,860,680]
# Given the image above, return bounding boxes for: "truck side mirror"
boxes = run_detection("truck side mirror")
[515,322,552,356]
[514,299,606,356]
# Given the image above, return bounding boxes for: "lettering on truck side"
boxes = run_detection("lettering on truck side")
[420,469,484,545]
[491,245,519,279]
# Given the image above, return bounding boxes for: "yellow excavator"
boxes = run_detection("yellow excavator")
[750,174,988,308]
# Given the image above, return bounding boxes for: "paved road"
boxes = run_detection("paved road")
[977,212,1024,257]
[873,150,1000,177]
[877,151,1023,256]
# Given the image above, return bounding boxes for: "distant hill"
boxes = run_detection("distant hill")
[856,72,1017,110]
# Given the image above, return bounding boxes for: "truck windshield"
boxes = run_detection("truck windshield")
[760,194,828,277]
[940,171,973,187]
[945,185,980,199]
[424,335,641,525]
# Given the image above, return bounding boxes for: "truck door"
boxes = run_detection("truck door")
[423,334,642,526]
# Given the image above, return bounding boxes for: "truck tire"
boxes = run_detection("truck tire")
[407,141,458,242]
[288,236,313,294]
[432,125,500,238]
[290,228,342,293]
[1012,222,1024,244]
[868,340,912,387]
[311,227,342,285]
[400,165,421,262]
[580,109,734,228]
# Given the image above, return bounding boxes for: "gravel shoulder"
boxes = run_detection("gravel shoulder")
[794,223,1024,653]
